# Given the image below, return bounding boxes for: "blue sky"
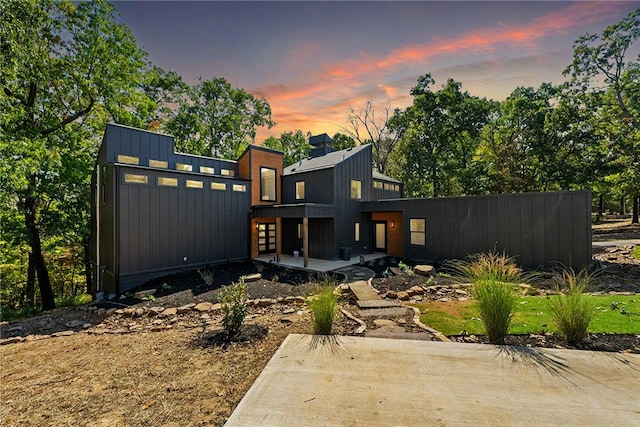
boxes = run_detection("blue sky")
[113,1,639,141]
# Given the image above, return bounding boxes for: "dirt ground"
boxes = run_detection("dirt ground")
[1,218,639,426]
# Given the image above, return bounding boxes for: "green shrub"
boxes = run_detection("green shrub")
[307,285,339,335]
[549,269,596,345]
[472,279,517,344]
[218,278,248,336]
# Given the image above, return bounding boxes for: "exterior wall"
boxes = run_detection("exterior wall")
[372,212,403,257]
[362,190,592,270]
[332,145,373,259]
[115,165,251,292]
[238,145,283,206]
[282,168,334,205]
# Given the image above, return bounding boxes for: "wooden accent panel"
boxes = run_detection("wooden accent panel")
[372,212,403,257]
[238,151,250,180]
[249,148,283,206]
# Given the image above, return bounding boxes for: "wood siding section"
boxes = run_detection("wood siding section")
[372,212,403,257]
[240,146,283,206]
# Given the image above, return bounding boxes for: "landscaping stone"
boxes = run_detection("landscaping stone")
[64,320,84,328]
[160,307,177,317]
[396,291,410,300]
[177,303,196,314]
[373,319,396,327]
[194,302,213,312]
[282,308,296,314]
[244,273,262,282]
[134,289,157,299]
[385,290,397,299]
[414,265,436,276]
[148,307,165,315]
[51,331,75,337]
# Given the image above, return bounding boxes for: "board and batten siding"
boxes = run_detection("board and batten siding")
[362,190,592,269]
[115,166,251,292]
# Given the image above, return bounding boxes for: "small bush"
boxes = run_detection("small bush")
[473,279,517,344]
[307,284,339,335]
[549,269,596,345]
[218,278,248,336]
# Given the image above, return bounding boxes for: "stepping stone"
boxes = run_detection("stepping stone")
[356,300,402,309]
[357,307,408,318]
[349,281,381,301]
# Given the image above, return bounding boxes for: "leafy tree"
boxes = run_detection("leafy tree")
[165,77,275,160]
[263,130,312,167]
[564,8,640,222]
[393,75,491,197]
[0,0,149,310]
[331,132,356,151]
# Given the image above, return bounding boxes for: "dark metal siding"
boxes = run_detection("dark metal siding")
[115,166,251,292]
[309,219,334,259]
[282,168,334,204]
[332,146,373,258]
[362,190,592,269]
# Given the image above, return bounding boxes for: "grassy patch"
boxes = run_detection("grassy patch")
[416,295,640,336]
[0,293,94,322]
[307,285,339,335]
[633,246,640,260]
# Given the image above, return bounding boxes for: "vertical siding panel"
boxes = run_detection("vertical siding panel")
[508,196,522,261]
[520,195,534,267]
[558,192,574,267]
[545,193,560,265]
[139,181,151,271]
[532,194,546,267]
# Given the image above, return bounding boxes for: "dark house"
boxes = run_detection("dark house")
[91,124,591,295]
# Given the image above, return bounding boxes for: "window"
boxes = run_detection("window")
[410,219,426,246]
[118,154,139,165]
[354,223,360,242]
[373,181,383,189]
[200,166,215,174]
[186,179,203,189]
[350,179,362,199]
[221,168,234,177]
[149,159,168,168]
[297,223,302,239]
[260,167,276,201]
[176,163,192,172]
[384,183,392,190]
[124,173,148,184]
[394,184,400,192]
[158,177,178,187]
[211,182,226,191]
[233,184,246,192]
[295,181,305,200]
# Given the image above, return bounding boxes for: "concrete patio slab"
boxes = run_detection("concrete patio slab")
[225,334,640,426]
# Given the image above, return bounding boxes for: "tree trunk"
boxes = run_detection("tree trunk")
[24,197,56,310]
[633,193,639,224]
[25,252,36,308]
[597,194,604,221]
[620,196,626,215]
[83,235,92,294]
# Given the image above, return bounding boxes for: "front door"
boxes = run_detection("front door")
[374,221,386,252]
[258,222,276,255]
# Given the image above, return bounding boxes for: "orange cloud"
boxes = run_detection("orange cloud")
[252,1,630,143]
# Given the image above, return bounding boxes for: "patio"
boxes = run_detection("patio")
[254,252,387,273]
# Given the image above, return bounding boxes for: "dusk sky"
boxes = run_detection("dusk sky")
[113,1,639,142]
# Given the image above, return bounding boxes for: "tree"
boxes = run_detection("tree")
[165,77,275,160]
[565,8,640,222]
[263,130,311,167]
[0,0,148,309]
[331,132,356,150]
[343,101,404,174]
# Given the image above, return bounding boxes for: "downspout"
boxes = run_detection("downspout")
[95,166,101,294]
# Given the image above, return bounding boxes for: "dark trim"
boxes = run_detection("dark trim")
[260,166,277,202]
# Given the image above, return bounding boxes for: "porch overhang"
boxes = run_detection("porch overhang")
[252,203,335,218]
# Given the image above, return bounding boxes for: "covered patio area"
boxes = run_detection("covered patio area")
[254,252,387,273]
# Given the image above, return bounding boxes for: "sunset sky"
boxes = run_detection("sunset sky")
[113,1,639,142]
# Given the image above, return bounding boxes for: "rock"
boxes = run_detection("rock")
[211,303,222,312]
[244,273,262,282]
[152,319,164,325]
[135,308,145,317]
[282,308,295,314]
[177,303,196,314]
[1,337,25,345]
[458,297,469,302]
[397,318,407,325]
[255,298,275,307]
[134,289,157,299]
[194,302,213,312]
[396,291,410,301]
[160,307,177,317]
[425,285,440,293]
[114,309,125,315]
[64,320,84,328]
[51,331,75,337]
[389,267,403,276]
[279,318,293,324]
[8,325,23,332]
[373,319,395,327]
[414,265,436,277]
[338,284,350,292]
[454,289,468,296]
[385,290,397,299]
[408,286,424,296]
[438,297,451,302]
[413,295,423,301]
[124,308,137,317]
[199,313,210,320]
[82,323,93,329]
[147,306,165,315]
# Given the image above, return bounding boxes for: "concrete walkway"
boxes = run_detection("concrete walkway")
[225,335,640,426]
